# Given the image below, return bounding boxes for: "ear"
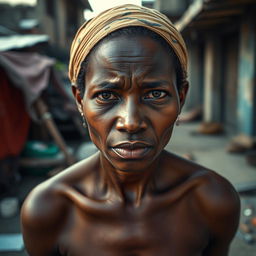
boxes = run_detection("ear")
[72,85,83,114]
[178,81,189,113]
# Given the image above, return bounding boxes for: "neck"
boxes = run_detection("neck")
[98,153,161,206]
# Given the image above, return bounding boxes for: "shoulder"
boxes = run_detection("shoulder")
[163,151,240,235]
[21,178,68,230]
[159,151,239,253]
[21,152,100,227]
[21,152,100,255]
[193,169,240,242]
[21,176,69,255]
[194,170,240,218]
[163,151,240,211]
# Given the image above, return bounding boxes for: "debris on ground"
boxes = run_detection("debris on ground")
[179,106,202,123]
[197,122,224,135]
[238,195,256,246]
[226,134,256,154]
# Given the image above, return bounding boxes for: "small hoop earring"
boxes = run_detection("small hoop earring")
[80,113,87,128]
[176,116,180,126]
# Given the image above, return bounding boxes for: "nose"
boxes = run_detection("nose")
[116,97,147,133]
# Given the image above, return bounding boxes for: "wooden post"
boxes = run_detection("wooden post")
[203,36,222,123]
[34,98,76,166]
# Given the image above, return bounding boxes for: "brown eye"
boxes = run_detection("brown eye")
[144,90,167,100]
[152,91,162,98]
[96,91,119,102]
[101,92,112,99]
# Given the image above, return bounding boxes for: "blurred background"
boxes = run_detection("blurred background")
[0,0,256,255]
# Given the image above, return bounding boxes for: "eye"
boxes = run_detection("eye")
[96,91,119,102]
[144,90,168,100]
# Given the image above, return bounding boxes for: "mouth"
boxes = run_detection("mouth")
[111,141,152,160]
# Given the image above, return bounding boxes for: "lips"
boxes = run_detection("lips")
[111,142,152,159]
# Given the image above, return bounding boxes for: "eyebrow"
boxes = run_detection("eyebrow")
[92,80,170,90]
[93,82,120,89]
[141,81,170,88]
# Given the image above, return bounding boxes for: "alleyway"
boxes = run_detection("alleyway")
[0,122,256,256]
[168,123,256,187]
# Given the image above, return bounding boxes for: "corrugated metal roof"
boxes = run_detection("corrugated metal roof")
[0,34,49,51]
[175,0,256,31]
[0,25,18,36]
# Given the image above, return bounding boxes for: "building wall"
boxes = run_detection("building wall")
[36,0,86,51]
[55,0,66,48]
[203,35,222,123]
[65,0,85,48]
[36,0,55,43]
[0,3,35,31]
[183,39,204,112]
[222,32,239,134]
[154,0,190,20]
[181,5,256,137]
[237,12,256,136]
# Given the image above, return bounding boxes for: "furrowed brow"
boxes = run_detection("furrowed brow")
[93,82,120,90]
[141,81,170,89]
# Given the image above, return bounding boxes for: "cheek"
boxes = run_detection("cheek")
[82,102,113,149]
[159,126,174,149]
[153,103,179,144]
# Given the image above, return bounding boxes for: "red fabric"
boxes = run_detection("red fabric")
[0,68,30,159]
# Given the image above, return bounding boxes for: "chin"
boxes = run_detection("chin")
[98,143,164,172]
[106,151,161,173]
[113,161,152,173]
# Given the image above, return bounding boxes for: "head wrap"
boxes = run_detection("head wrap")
[69,4,188,86]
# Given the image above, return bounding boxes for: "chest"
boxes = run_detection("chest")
[58,200,208,256]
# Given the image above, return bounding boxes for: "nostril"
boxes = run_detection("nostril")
[116,117,147,133]
[116,100,147,132]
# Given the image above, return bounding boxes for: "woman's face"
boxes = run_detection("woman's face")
[75,35,187,172]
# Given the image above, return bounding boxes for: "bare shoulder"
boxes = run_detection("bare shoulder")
[21,173,70,255]
[195,169,240,224]
[163,151,240,216]
[163,151,240,235]
[173,152,240,224]
[21,152,100,255]
[185,164,240,248]
[21,176,68,228]
[22,155,93,222]
[194,169,240,213]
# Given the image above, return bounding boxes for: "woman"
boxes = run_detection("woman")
[21,4,240,256]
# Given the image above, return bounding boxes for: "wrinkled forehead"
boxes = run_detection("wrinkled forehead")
[98,34,171,60]
[86,35,176,84]
[98,35,166,57]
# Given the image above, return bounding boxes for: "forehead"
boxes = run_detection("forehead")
[86,34,175,83]
[98,34,166,56]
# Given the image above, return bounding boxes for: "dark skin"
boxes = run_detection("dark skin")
[21,35,240,256]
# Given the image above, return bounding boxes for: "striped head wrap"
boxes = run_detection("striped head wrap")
[69,4,188,86]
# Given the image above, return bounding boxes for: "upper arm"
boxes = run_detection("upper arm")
[195,172,240,256]
[21,182,69,256]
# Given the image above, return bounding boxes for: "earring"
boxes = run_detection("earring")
[80,113,87,128]
[176,116,180,126]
